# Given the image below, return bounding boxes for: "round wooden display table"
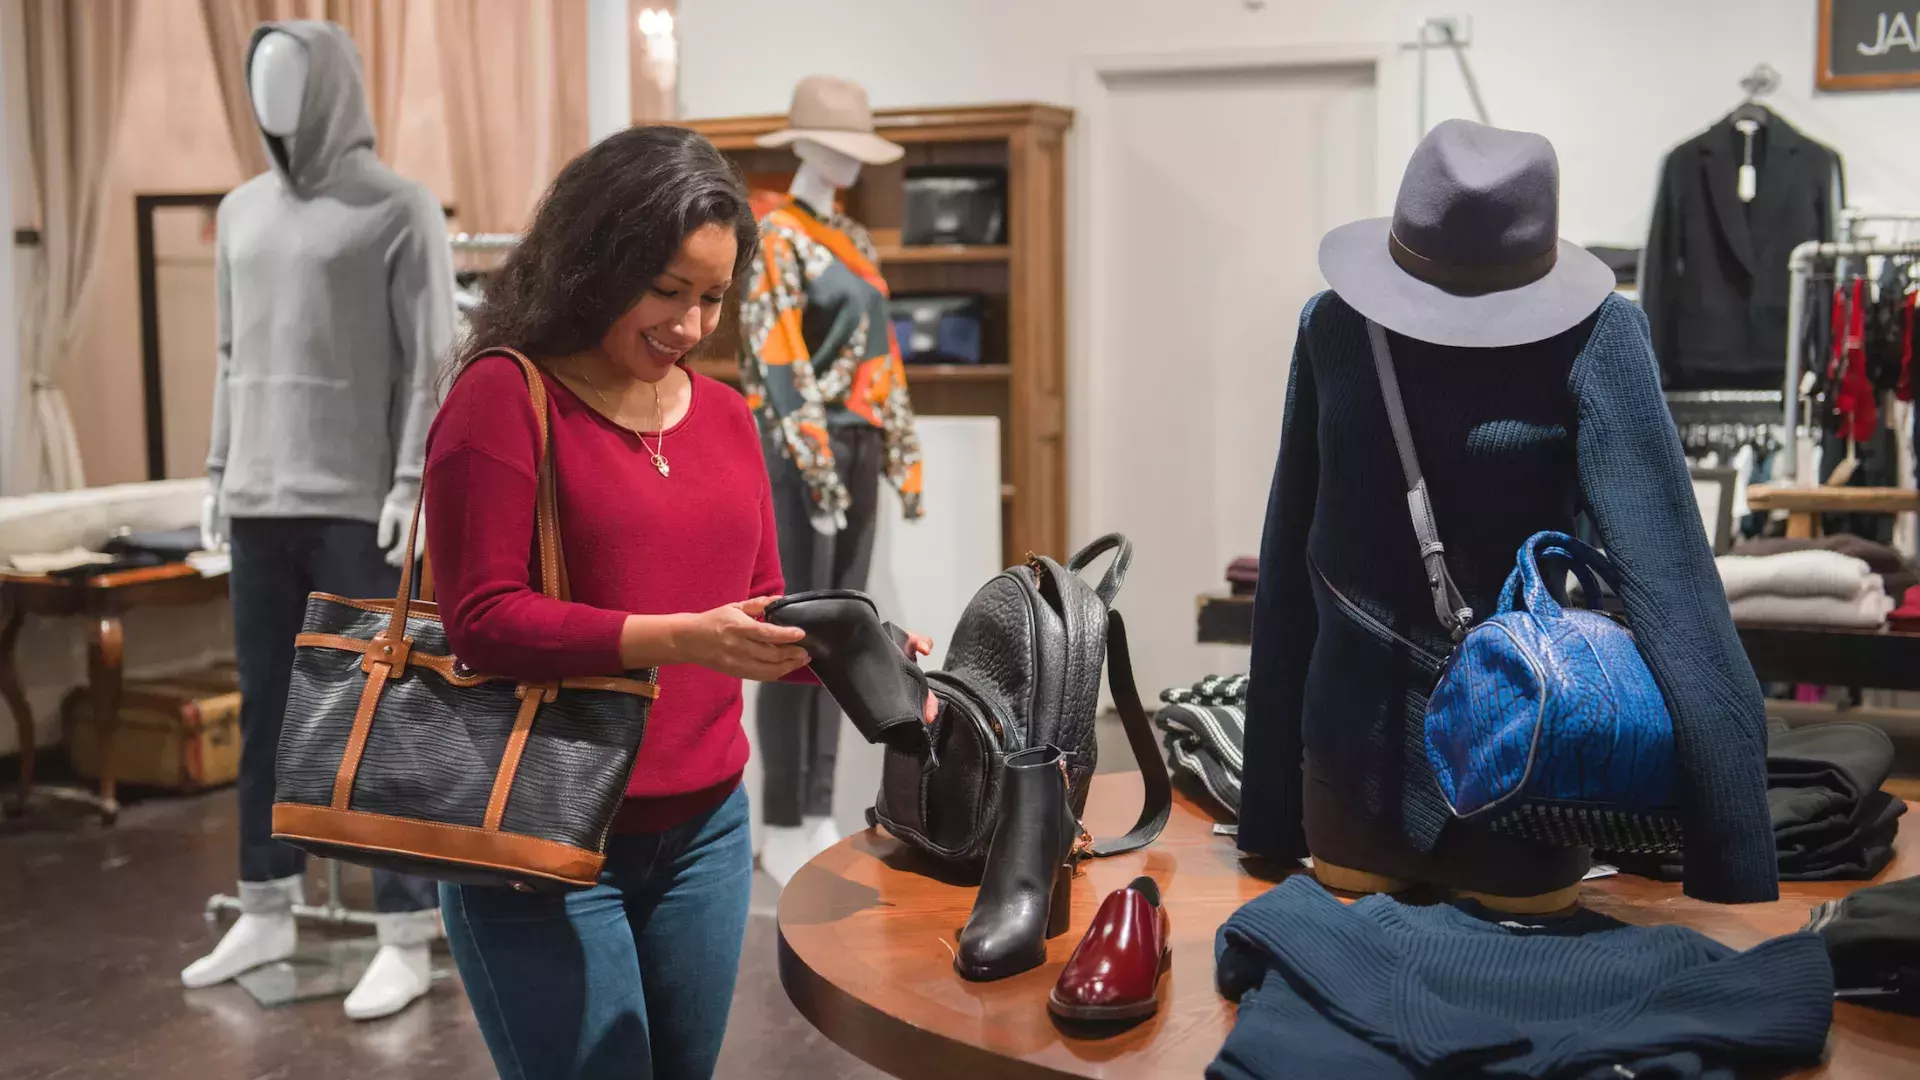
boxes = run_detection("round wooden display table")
[777,772,1920,1079]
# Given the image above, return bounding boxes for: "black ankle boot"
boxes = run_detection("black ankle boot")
[765,591,929,749]
[955,745,1081,981]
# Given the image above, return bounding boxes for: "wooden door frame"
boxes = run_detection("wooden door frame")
[1067,44,1392,550]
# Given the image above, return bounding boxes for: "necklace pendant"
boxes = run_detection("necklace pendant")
[652,453,671,478]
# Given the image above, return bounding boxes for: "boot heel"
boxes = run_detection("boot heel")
[1046,861,1074,939]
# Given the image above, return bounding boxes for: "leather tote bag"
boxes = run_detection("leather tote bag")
[871,535,1173,873]
[271,349,657,891]
[1364,320,1682,853]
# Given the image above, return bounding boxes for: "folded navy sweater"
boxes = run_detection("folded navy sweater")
[1211,878,1833,1080]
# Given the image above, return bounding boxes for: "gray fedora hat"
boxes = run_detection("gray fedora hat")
[1317,119,1614,348]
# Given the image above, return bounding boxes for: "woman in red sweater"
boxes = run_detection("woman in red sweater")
[426,126,929,1080]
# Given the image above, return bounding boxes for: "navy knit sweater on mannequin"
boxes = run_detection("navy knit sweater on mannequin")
[1238,291,1777,903]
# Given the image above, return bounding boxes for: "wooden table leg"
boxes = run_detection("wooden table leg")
[0,602,31,817]
[86,616,125,824]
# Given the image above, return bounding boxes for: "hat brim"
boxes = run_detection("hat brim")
[1316,218,1618,348]
[756,128,904,166]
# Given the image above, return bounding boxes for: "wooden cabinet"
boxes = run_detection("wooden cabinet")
[684,103,1072,566]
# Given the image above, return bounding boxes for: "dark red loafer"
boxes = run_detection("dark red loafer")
[1047,875,1171,1022]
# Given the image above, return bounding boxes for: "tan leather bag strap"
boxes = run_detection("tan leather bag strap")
[384,347,567,641]
[334,348,582,820]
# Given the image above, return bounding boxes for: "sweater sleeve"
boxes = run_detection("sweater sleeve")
[1237,298,1322,863]
[424,357,630,681]
[383,187,457,505]
[206,209,233,478]
[1572,297,1777,904]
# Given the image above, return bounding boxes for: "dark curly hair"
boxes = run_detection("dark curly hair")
[451,125,758,372]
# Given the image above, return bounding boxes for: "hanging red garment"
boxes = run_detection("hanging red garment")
[1829,277,1877,442]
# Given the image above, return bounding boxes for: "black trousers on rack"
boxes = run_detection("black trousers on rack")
[757,427,883,828]
[229,518,438,912]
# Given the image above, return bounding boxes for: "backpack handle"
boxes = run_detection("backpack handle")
[1067,533,1133,607]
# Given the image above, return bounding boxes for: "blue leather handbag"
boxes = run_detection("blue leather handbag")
[1365,321,1683,853]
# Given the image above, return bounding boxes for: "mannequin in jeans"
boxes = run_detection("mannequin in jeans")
[754,137,870,885]
[184,22,450,1020]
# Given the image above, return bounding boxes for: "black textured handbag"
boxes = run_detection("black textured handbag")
[271,349,658,892]
[871,535,1173,872]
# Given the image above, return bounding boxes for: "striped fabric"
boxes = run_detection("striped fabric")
[1156,675,1247,815]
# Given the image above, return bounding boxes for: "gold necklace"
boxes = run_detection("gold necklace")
[577,365,672,477]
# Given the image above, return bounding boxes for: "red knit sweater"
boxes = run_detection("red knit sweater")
[424,354,790,830]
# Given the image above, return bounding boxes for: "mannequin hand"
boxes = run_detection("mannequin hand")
[675,597,811,682]
[199,476,227,551]
[808,506,847,536]
[377,482,423,569]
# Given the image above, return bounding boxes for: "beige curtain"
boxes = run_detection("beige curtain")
[200,0,407,178]
[437,0,589,233]
[13,0,137,493]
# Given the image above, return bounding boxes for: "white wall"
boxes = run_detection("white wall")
[587,0,633,143]
[682,0,1920,244]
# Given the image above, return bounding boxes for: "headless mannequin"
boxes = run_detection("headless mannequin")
[756,137,870,887]
[184,27,439,1021]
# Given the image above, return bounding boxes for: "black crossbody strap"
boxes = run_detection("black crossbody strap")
[1088,609,1173,857]
[1364,320,1474,639]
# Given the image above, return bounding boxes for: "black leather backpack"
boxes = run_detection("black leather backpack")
[870,535,1172,873]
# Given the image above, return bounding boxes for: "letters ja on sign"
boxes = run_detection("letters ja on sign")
[1858,10,1920,56]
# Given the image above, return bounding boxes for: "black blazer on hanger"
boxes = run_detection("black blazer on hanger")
[1642,109,1844,391]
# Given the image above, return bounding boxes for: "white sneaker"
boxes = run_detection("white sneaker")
[181,912,297,988]
[343,943,432,1021]
[803,815,843,857]
[759,824,813,888]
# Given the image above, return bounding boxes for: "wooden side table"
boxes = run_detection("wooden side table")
[0,563,229,822]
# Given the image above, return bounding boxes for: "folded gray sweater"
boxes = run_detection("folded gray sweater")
[206,21,452,524]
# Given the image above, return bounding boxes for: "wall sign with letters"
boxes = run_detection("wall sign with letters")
[1820,0,1920,90]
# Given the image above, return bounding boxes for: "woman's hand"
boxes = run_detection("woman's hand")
[901,631,938,725]
[672,597,810,682]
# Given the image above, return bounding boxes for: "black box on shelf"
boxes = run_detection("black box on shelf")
[890,294,987,364]
[902,166,1006,246]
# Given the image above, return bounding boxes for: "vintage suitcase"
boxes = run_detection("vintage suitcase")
[63,666,241,792]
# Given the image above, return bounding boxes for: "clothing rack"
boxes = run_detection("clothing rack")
[449,231,519,251]
[1779,236,1920,482]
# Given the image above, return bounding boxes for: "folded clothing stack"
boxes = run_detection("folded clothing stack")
[1210,876,1834,1080]
[1226,556,1259,596]
[1155,675,1246,816]
[1807,875,1920,1006]
[1734,533,1920,599]
[1614,721,1907,882]
[1717,549,1893,628]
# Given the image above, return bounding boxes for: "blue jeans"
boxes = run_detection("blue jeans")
[441,786,754,1080]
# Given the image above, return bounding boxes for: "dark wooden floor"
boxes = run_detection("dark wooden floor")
[0,784,886,1080]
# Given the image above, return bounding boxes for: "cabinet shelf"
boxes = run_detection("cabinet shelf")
[877,244,1010,265]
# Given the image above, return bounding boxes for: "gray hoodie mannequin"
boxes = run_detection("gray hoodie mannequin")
[183,21,452,1022]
